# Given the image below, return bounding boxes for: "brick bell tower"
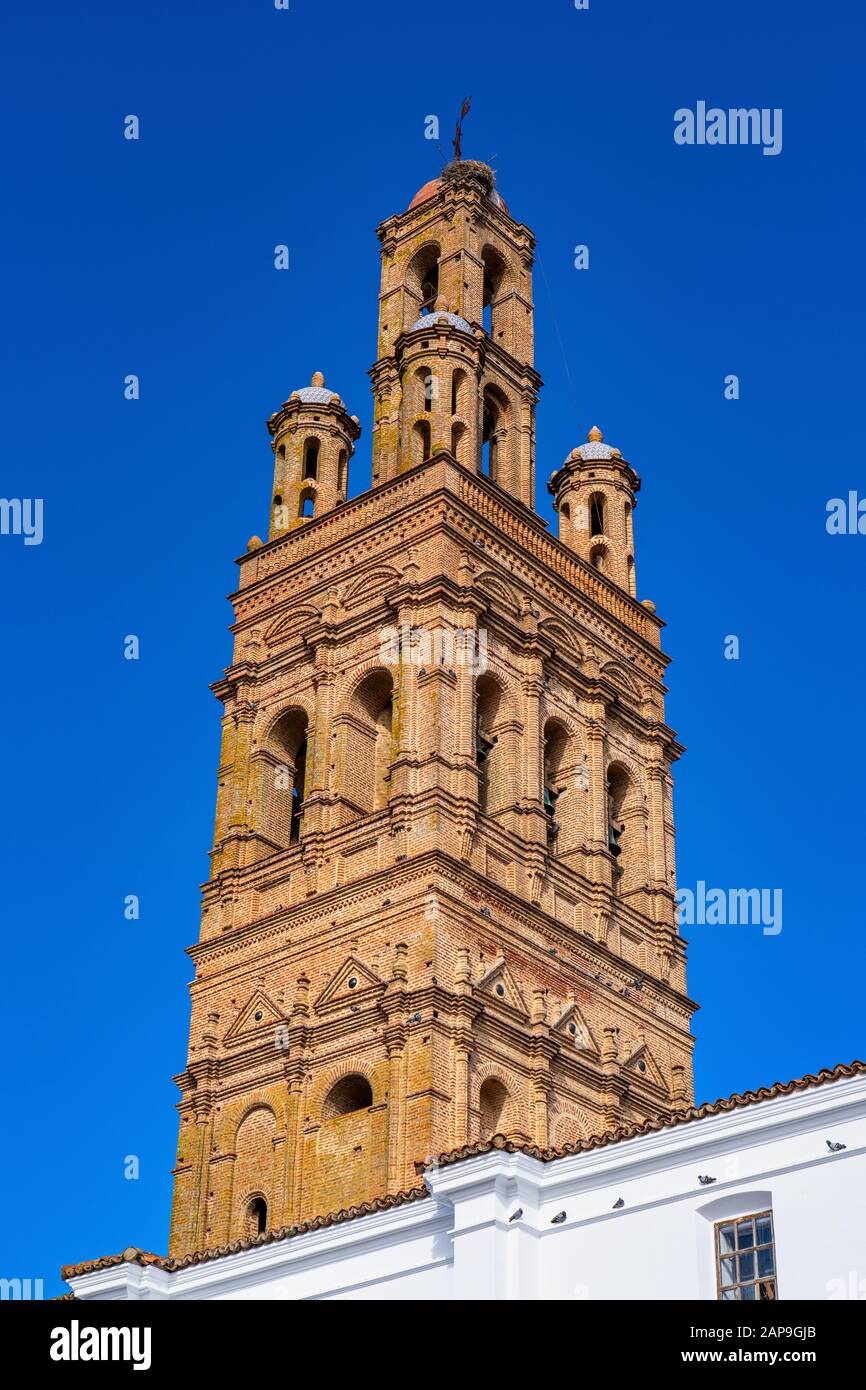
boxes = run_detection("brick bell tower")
[167,159,696,1257]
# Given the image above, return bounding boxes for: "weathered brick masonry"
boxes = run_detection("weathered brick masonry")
[167,159,696,1258]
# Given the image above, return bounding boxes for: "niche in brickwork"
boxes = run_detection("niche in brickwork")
[415,366,434,414]
[322,1073,373,1121]
[312,1074,386,1217]
[231,1106,276,1240]
[479,1077,510,1139]
[341,670,394,817]
[590,543,609,575]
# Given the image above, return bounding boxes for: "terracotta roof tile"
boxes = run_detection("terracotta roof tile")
[61,1061,864,1289]
[61,1185,429,1282]
[418,1060,866,1173]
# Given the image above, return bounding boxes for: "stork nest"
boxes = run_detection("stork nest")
[441,159,496,198]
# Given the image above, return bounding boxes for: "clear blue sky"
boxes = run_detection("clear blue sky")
[1,0,863,1297]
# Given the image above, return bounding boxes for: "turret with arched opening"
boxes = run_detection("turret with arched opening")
[266,372,361,536]
[548,427,641,596]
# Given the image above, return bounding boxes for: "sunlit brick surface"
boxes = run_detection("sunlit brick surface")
[168,166,695,1258]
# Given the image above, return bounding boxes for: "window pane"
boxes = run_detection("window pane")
[720,1257,736,1288]
[757,1246,775,1277]
[718,1223,736,1254]
[755,1216,773,1246]
[716,1212,777,1303]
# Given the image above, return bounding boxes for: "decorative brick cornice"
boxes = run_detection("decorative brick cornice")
[232,457,665,655]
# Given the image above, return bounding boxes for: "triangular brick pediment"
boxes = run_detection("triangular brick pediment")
[623,1042,666,1088]
[553,1001,598,1055]
[223,990,286,1044]
[476,957,528,1017]
[314,955,385,1012]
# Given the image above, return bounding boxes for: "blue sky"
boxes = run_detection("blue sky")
[1,0,863,1297]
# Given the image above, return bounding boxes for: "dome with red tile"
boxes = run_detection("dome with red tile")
[408,178,441,210]
[407,160,509,215]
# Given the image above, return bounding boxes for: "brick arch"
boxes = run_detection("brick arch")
[223,1100,282,1242]
[480,379,512,420]
[297,483,318,519]
[470,1059,526,1138]
[449,363,473,427]
[236,1187,269,1239]
[333,664,396,816]
[540,703,581,743]
[475,570,521,617]
[470,1056,526,1096]
[550,1104,595,1146]
[600,659,642,698]
[235,1101,278,1143]
[340,565,401,610]
[541,707,585,855]
[606,750,644,793]
[251,702,314,853]
[216,1090,286,1151]
[475,664,522,817]
[403,239,442,309]
[306,1056,380,1117]
[606,753,650,896]
[480,240,518,298]
[338,658,401,710]
[257,696,315,748]
[538,617,585,663]
[263,604,319,648]
[238,1184,267,1203]
[474,660,519,718]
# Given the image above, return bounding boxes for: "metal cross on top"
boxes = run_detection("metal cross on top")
[452,95,472,161]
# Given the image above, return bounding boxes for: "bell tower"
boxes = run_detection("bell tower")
[370,159,540,505]
[167,160,696,1261]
